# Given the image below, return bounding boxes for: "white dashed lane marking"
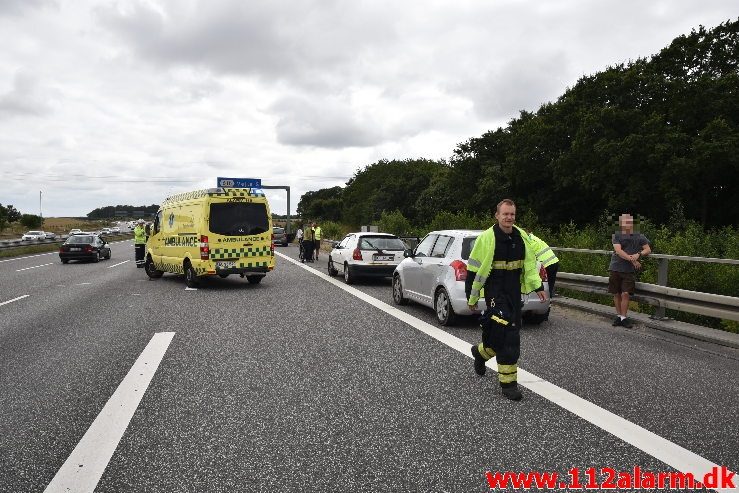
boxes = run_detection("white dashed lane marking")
[16,263,54,272]
[44,332,176,493]
[0,295,30,307]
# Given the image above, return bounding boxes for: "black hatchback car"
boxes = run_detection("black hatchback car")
[59,234,111,263]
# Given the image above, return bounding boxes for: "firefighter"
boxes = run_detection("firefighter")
[133,219,146,268]
[466,199,547,401]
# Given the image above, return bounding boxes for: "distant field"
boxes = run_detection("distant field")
[0,217,117,239]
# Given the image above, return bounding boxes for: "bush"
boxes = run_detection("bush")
[378,210,413,237]
[20,214,43,229]
[320,221,348,240]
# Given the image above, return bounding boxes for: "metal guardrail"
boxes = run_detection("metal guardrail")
[0,232,133,250]
[553,247,739,322]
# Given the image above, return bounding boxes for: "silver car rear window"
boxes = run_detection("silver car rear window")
[461,237,478,260]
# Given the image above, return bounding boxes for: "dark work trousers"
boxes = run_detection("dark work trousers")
[314,239,321,258]
[134,244,145,268]
[545,262,559,298]
[303,240,314,262]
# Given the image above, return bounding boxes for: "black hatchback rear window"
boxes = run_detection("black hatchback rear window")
[210,203,269,236]
[66,235,94,244]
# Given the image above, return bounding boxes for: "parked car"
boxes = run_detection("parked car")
[392,229,550,326]
[110,226,121,233]
[69,228,83,235]
[327,233,407,284]
[59,234,111,263]
[100,227,112,235]
[21,231,47,241]
[44,231,57,240]
[272,226,289,246]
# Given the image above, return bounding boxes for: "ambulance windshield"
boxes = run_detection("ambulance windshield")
[209,202,269,236]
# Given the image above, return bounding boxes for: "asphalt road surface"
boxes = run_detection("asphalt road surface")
[1,242,737,492]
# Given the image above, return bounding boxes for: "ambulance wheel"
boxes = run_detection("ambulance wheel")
[246,275,263,284]
[184,261,199,288]
[145,257,164,279]
[435,287,457,326]
[392,274,408,305]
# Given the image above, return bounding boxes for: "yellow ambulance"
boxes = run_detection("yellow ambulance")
[144,186,275,287]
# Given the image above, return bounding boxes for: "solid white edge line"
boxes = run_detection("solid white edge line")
[276,251,737,493]
[44,331,176,493]
[107,260,130,268]
[0,294,30,307]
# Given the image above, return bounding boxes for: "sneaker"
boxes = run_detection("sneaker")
[501,385,523,401]
[612,317,622,326]
[471,345,486,376]
[621,318,633,328]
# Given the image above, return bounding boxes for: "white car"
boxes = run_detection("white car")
[69,229,82,235]
[392,229,550,326]
[327,232,407,284]
[21,231,47,241]
[110,227,121,233]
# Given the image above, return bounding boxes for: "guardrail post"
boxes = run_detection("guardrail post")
[651,258,670,320]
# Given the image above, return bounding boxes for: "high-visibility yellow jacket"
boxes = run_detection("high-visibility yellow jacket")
[528,232,559,267]
[467,224,542,306]
[314,227,322,240]
[134,225,146,244]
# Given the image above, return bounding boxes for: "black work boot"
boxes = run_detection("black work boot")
[501,383,523,401]
[471,345,487,376]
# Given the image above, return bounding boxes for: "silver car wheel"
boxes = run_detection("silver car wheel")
[392,275,407,305]
[436,290,449,321]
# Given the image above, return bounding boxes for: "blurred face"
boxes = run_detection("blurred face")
[495,203,516,229]
[619,214,634,232]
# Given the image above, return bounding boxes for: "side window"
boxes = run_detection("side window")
[414,234,438,258]
[338,235,351,249]
[153,211,162,234]
[431,235,454,258]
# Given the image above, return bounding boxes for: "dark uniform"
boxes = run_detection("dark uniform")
[466,224,525,391]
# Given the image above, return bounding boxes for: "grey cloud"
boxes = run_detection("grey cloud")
[271,96,383,148]
[0,72,53,117]
[459,50,570,120]
[0,0,55,16]
[97,0,397,85]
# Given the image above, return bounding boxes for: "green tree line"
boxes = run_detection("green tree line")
[298,20,739,229]
[87,204,159,219]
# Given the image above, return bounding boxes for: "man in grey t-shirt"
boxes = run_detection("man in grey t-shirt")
[608,213,651,328]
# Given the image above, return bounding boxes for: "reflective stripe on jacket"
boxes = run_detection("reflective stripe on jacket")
[467,225,542,306]
[528,233,559,267]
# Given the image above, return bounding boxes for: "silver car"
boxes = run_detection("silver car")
[392,229,550,326]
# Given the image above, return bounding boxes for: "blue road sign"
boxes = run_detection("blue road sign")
[217,177,262,188]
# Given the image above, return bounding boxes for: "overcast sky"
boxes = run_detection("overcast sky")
[0,0,735,217]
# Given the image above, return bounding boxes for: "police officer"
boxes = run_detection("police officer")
[466,199,547,401]
[133,219,147,268]
[313,222,322,260]
[302,223,315,263]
